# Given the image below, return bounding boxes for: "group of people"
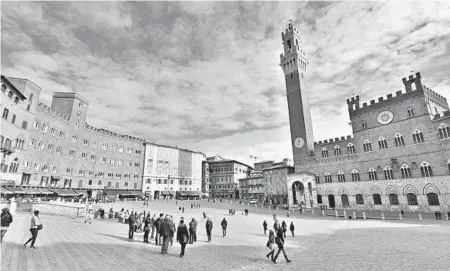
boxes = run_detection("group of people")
[264,218,294,263]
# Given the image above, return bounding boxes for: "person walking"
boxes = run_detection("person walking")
[273,219,280,231]
[150,214,156,239]
[177,218,189,258]
[22,210,43,249]
[272,227,291,263]
[1,207,13,242]
[221,218,227,237]
[289,222,295,237]
[182,207,185,214]
[265,230,275,261]
[188,218,197,244]
[84,209,92,224]
[154,213,163,245]
[281,221,287,238]
[143,214,151,243]
[128,211,136,240]
[263,220,268,235]
[169,216,176,246]
[206,218,213,242]
[159,215,174,254]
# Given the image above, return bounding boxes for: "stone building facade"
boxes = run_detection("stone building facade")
[238,171,264,201]
[280,21,450,211]
[142,142,205,199]
[2,76,146,197]
[1,76,34,186]
[263,162,295,206]
[204,156,252,199]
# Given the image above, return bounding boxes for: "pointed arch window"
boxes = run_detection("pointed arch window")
[427,193,439,206]
[334,145,341,156]
[412,129,424,144]
[394,133,405,147]
[314,173,320,184]
[439,124,450,139]
[378,136,388,150]
[389,194,399,205]
[351,169,360,182]
[368,168,377,181]
[347,143,355,154]
[384,166,394,180]
[355,194,364,205]
[420,162,432,177]
[407,193,418,205]
[363,140,372,152]
[321,147,329,158]
[337,171,345,182]
[325,172,332,183]
[401,164,412,179]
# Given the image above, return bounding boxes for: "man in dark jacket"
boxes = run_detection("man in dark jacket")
[206,218,213,242]
[154,213,164,245]
[188,218,197,244]
[221,218,227,237]
[273,227,291,263]
[159,215,174,254]
[263,220,268,235]
[128,211,136,240]
[177,218,189,258]
[1,207,13,242]
[289,222,295,237]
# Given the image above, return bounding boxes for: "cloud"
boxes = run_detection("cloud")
[1,2,449,166]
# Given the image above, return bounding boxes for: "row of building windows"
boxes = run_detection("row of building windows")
[321,126,449,158]
[318,192,440,206]
[145,178,193,185]
[210,167,248,174]
[314,162,444,183]
[2,108,28,130]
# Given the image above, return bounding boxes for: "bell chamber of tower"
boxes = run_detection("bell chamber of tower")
[280,20,315,166]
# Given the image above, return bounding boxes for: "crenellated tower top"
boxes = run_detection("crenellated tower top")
[279,20,309,76]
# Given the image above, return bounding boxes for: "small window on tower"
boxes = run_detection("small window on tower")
[287,40,292,50]
[290,74,293,79]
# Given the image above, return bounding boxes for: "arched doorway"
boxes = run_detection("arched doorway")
[328,194,335,208]
[292,181,305,205]
[341,194,349,208]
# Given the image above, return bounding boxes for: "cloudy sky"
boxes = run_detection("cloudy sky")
[2,1,450,166]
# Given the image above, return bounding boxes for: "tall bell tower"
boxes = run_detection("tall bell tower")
[280,20,315,165]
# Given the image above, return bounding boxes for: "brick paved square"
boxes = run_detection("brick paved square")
[1,200,449,271]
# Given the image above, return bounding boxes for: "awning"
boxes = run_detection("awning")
[104,190,120,197]
[15,188,43,195]
[3,186,22,193]
[49,189,81,196]
[118,191,130,196]
[127,191,139,196]
[0,187,13,194]
[74,190,87,196]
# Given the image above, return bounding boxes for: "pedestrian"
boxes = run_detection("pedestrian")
[22,210,43,249]
[159,215,174,255]
[273,219,280,231]
[177,218,189,258]
[143,214,151,243]
[170,216,176,246]
[221,218,227,237]
[266,229,275,261]
[272,227,291,263]
[128,211,136,239]
[263,220,268,235]
[1,207,13,242]
[154,213,164,245]
[84,209,92,224]
[206,217,213,242]
[290,222,294,237]
[182,207,184,214]
[179,206,182,213]
[150,214,156,239]
[281,221,287,238]
[188,218,197,244]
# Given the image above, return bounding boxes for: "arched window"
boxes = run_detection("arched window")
[355,194,364,205]
[317,194,323,204]
[427,193,439,206]
[314,173,320,184]
[394,133,405,147]
[378,136,388,150]
[351,169,360,182]
[413,129,424,144]
[347,143,355,154]
[420,162,432,177]
[407,193,418,205]
[7,91,13,98]
[321,147,329,158]
[384,166,394,180]
[14,97,19,104]
[388,194,399,205]
[439,124,450,139]
[363,140,372,152]
[373,194,382,205]
[368,168,377,181]
[337,171,345,182]
[325,172,332,183]
[401,164,412,179]
[334,145,341,156]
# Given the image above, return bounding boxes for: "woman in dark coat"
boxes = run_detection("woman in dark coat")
[143,214,151,243]
[176,218,189,258]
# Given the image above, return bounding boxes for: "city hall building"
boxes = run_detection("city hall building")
[1,76,146,198]
[281,21,450,212]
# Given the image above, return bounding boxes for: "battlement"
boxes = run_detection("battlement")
[347,72,432,113]
[314,135,353,146]
[432,110,450,121]
[37,103,70,123]
[281,20,299,39]
[423,85,447,103]
[84,123,145,143]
